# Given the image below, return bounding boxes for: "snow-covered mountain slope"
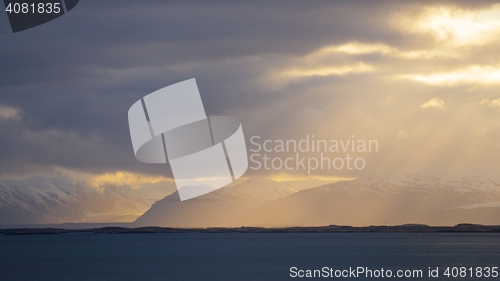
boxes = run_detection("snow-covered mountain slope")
[0,176,173,225]
[134,177,296,227]
[248,174,500,226]
[6,174,499,227]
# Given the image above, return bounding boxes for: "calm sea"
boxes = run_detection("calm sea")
[1,233,499,280]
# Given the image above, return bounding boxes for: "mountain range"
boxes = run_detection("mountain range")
[134,177,296,227]
[246,174,500,226]
[0,176,172,225]
[2,174,500,227]
[135,174,500,227]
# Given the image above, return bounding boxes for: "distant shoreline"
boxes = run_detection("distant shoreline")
[2,224,500,235]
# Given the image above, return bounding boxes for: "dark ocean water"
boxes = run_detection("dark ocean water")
[1,232,499,281]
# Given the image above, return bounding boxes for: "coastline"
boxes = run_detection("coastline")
[2,223,500,235]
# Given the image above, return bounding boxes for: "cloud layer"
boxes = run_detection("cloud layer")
[1,0,500,184]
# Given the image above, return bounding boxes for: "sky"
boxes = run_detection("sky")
[1,0,500,189]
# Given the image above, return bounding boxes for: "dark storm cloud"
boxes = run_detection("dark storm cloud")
[0,0,377,176]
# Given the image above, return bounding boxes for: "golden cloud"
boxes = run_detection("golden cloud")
[396,4,500,46]
[269,173,353,183]
[306,42,456,60]
[281,62,375,77]
[420,98,445,110]
[90,171,172,189]
[479,98,500,107]
[0,105,20,119]
[404,66,500,86]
